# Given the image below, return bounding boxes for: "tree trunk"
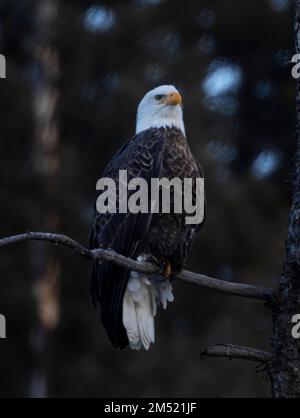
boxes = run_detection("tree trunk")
[29,0,60,398]
[270,0,300,398]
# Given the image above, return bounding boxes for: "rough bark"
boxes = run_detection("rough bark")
[270,0,300,398]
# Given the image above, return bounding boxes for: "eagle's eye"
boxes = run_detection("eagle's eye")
[155,94,164,101]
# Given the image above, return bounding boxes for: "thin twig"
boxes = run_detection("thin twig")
[201,344,273,363]
[0,232,276,302]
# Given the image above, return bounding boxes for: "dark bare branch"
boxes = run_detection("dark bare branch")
[201,344,273,363]
[175,270,275,302]
[0,232,276,302]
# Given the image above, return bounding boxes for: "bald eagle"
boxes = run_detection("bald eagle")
[90,85,205,350]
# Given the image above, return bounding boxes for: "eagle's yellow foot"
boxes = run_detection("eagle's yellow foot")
[163,261,172,279]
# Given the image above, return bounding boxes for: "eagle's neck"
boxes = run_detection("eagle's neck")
[136,105,185,136]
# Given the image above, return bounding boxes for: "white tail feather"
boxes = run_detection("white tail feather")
[122,256,174,350]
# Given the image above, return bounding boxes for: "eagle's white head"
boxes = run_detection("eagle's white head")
[136,85,185,136]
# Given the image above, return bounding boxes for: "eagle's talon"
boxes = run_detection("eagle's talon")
[157,257,172,278]
[163,261,172,279]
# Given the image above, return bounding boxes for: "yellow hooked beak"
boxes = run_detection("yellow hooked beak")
[164,91,182,106]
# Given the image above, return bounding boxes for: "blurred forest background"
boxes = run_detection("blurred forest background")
[0,0,295,397]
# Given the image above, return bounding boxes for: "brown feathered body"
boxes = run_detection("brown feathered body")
[90,126,204,348]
